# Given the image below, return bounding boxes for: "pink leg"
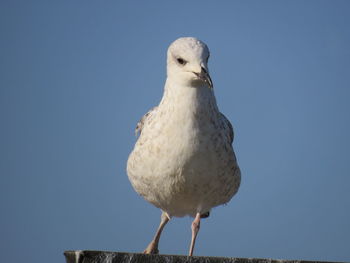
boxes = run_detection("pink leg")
[143,211,170,254]
[188,212,201,256]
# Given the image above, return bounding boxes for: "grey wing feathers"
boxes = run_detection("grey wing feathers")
[135,106,158,136]
[220,113,234,144]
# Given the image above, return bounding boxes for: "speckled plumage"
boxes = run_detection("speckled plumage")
[126,37,241,255]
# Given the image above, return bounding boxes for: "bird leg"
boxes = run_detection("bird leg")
[143,211,170,254]
[189,212,201,256]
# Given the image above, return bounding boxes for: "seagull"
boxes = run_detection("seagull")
[127,37,241,256]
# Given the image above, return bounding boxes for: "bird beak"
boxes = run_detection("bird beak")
[194,66,213,89]
[202,68,213,89]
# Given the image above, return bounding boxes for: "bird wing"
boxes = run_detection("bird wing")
[135,106,158,136]
[220,113,234,144]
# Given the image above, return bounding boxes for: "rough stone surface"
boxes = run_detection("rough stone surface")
[63,251,345,263]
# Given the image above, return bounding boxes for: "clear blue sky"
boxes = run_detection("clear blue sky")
[1,1,350,263]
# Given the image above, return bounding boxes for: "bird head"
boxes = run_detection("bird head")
[167,37,212,89]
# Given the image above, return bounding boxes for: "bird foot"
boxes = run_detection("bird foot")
[143,241,159,254]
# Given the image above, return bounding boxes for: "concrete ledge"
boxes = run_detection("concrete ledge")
[63,251,345,263]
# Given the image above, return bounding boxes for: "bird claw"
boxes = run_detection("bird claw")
[143,241,159,254]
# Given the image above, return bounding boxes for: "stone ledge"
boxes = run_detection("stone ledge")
[63,251,345,263]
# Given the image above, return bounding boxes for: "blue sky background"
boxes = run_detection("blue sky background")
[1,1,350,262]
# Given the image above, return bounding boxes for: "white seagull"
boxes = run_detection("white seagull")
[127,37,241,256]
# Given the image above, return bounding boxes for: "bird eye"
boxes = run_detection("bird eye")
[177,58,187,65]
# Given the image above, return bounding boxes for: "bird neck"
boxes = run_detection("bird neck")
[159,78,219,114]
